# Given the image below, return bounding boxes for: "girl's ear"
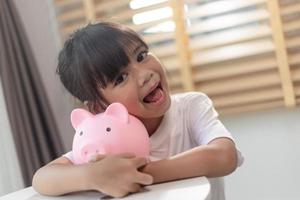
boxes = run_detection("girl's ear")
[71,108,94,129]
[105,103,129,123]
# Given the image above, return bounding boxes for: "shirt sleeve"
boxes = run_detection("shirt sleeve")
[187,93,244,166]
[188,93,232,145]
[63,151,75,164]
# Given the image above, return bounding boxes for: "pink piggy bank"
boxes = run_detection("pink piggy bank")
[71,102,150,164]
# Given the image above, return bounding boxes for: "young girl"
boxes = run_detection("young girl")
[32,22,243,199]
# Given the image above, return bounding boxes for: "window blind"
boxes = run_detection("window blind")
[53,0,300,115]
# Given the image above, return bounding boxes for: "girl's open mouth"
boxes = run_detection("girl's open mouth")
[143,82,164,104]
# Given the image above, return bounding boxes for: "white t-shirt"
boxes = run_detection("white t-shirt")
[148,92,243,200]
[64,92,243,200]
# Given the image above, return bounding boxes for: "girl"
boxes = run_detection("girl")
[32,22,243,199]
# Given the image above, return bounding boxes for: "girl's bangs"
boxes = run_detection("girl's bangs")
[84,27,147,88]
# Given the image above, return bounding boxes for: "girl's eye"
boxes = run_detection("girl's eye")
[137,50,148,62]
[115,73,128,85]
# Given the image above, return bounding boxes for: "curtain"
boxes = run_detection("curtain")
[0,0,64,186]
[0,79,24,195]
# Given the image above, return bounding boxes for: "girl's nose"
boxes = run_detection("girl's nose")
[138,70,153,87]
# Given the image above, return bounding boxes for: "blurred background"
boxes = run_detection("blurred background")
[0,0,299,199]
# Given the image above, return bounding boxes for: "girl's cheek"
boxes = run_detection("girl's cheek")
[126,97,140,110]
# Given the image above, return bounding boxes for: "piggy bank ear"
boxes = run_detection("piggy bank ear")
[71,108,94,129]
[105,103,129,123]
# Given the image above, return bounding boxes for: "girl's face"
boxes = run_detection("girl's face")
[100,44,171,121]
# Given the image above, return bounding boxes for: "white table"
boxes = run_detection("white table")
[0,177,210,200]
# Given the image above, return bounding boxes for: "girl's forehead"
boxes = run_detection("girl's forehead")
[131,44,145,54]
[125,42,147,56]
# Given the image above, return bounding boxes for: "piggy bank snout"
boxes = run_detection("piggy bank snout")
[80,141,107,162]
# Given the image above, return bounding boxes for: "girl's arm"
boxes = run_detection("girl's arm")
[32,153,153,197]
[141,137,237,183]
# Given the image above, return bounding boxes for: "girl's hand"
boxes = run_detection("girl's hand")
[85,153,153,198]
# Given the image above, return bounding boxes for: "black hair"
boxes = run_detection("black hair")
[56,22,148,113]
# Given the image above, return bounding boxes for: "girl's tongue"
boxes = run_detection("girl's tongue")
[144,87,163,103]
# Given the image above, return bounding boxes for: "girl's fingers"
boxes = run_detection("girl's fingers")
[134,172,153,185]
[128,183,141,193]
[88,154,105,162]
[117,153,136,159]
[131,157,149,168]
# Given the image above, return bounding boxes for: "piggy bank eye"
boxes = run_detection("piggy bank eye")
[106,127,111,132]
[79,131,83,136]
